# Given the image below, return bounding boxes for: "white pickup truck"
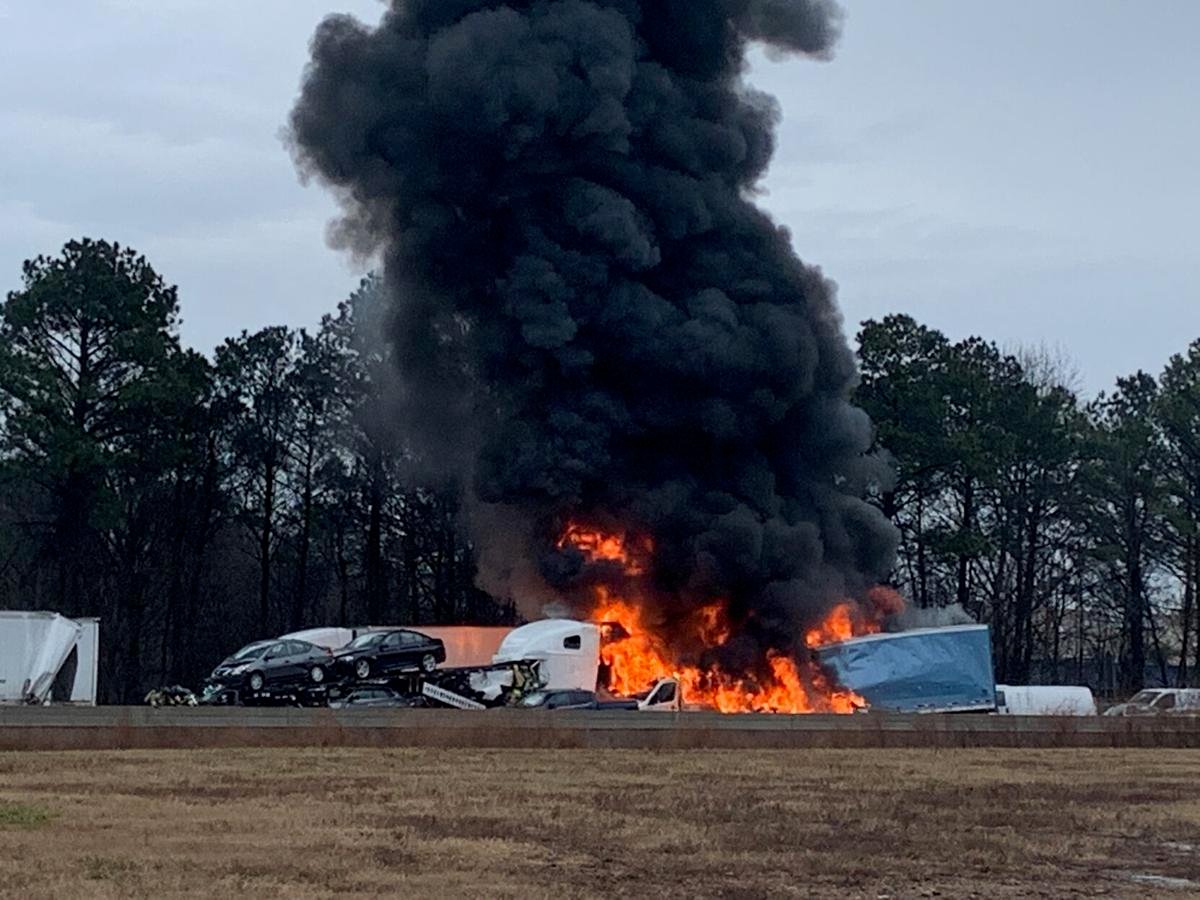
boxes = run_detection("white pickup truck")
[1104,688,1200,716]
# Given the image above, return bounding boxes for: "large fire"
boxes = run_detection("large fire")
[557,523,651,575]
[561,523,900,714]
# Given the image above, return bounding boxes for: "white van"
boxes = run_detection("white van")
[994,684,1097,716]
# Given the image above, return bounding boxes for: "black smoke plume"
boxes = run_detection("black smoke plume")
[290,0,898,664]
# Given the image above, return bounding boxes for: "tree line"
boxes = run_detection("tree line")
[857,315,1200,695]
[0,240,515,701]
[2,240,1197,699]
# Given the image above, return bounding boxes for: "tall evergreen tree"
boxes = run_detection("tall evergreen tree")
[1158,342,1200,684]
[214,326,300,635]
[0,239,205,699]
[1083,374,1165,693]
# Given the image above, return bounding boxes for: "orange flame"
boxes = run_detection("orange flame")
[561,522,889,714]
[804,603,856,648]
[557,523,652,575]
[803,587,905,649]
[594,593,865,714]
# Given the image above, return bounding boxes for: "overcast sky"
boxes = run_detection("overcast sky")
[1,1,1196,394]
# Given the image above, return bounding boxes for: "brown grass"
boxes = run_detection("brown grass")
[0,748,1198,898]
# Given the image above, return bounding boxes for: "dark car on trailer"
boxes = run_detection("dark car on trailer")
[328,686,424,709]
[206,638,333,694]
[515,689,638,710]
[331,629,446,681]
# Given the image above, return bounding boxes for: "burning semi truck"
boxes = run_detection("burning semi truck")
[530,528,999,715]
[424,618,681,711]
[428,613,996,715]
[200,601,995,713]
[268,526,997,715]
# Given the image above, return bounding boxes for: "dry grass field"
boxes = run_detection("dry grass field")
[0,748,1198,898]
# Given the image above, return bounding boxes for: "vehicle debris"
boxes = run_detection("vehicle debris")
[145,685,198,707]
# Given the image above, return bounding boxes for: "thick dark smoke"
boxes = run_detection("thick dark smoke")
[290,0,898,664]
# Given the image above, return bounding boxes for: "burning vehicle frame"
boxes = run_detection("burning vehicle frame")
[191,591,997,716]
[198,621,683,712]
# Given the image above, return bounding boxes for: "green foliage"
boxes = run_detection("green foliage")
[0,246,516,701]
[0,801,55,828]
[2,238,1193,699]
[1159,340,1200,524]
[0,239,180,465]
[0,239,202,637]
[857,314,1198,690]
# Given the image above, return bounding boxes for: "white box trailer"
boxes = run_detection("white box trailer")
[0,611,99,705]
[995,684,1097,716]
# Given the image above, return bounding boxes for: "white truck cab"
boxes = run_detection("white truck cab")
[491,619,682,710]
[492,619,602,691]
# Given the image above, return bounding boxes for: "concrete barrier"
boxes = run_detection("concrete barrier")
[2,707,1199,750]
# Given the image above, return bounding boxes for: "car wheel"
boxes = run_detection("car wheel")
[420,653,437,673]
[310,665,326,684]
[248,672,265,692]
[354,658,371,680]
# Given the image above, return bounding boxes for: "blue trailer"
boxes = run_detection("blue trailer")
[815,624,996,713]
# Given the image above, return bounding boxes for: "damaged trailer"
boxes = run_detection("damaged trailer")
[0,611,100,705]
[815,624,996,713]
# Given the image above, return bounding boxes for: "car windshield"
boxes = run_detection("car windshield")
[1128,690,1160,705]
[518,692,549,708]
[346,632,387,649]
[231,641,271,661]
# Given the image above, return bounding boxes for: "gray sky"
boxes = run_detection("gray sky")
[2,1,1197,394]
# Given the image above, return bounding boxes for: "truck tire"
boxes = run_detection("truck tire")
[421,653,437,673]
[354,658,371,680]
[248,672,265,692]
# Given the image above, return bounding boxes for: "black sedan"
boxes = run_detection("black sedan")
[207,638,333,693]
[331,629,446,681]
[516,689,606,710]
